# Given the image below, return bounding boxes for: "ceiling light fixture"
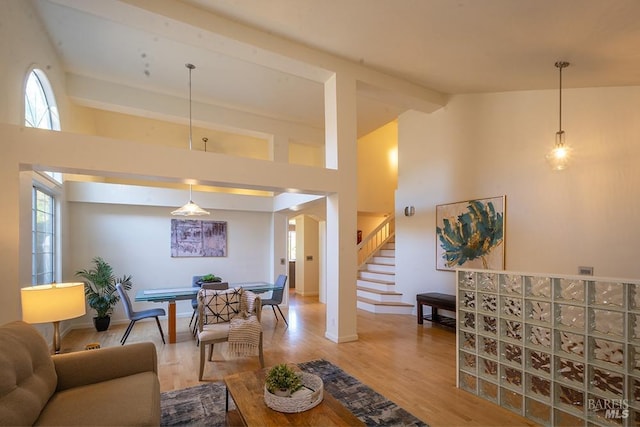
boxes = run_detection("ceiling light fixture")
[171,63,209,216]
[546,61,572,171]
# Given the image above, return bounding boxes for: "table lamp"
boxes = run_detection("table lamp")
[21,282,86,353]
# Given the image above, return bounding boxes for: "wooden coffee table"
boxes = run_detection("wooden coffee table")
[224,367,364,426]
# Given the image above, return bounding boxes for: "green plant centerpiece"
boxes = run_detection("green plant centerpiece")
[199,274,222,284]
[265,363,303,397]
[76,256,132,331]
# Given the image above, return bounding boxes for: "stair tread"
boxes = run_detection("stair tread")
[357,286,401,295]
[357,297,413,307]
[357,277,395,285]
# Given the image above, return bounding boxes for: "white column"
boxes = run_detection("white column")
[324,72,358,343]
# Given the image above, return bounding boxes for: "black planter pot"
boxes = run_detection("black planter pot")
[93,316,111,332]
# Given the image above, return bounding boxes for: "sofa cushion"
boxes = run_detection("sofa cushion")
[0,321,57,426]
[34,371,160,426]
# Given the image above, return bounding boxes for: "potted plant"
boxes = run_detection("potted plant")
[265,363,303,397]
[197,274,222,285]
[76,256,132,331]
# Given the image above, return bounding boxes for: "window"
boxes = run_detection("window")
[32,187,56,285]
[25,68,62,182]
[25,69,60,131]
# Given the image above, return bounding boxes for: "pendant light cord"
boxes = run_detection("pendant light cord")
[187,63,195,152]
[555,61,569,134]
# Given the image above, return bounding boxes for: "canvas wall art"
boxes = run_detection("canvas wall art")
[171,219,227,257]
[435,196,505,271]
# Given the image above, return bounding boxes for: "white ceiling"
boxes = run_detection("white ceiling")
[33,0,640,138]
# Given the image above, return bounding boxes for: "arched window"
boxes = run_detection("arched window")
[25,68,60,131]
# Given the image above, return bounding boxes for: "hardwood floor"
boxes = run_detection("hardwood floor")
[63,291,536,427]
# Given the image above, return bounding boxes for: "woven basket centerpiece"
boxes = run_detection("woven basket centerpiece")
[264,372,324,413]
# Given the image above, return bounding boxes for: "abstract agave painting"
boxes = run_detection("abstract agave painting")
[435,196,505,271]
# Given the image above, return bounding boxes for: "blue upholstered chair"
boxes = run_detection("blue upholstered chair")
[261,275,288,326]
[116,283,166,345]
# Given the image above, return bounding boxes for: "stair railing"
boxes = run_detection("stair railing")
[357,214,395,268]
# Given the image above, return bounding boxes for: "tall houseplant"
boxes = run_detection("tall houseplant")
[76,256,132,331]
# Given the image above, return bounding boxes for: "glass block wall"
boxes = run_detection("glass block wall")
[456,268,640,426]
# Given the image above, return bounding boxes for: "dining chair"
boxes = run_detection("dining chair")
[197,287,264,380]
[191,279,229,338]
[115,283,166,345]
[261,274,288,326]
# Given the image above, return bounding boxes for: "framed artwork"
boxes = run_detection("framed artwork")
[171,219,227,257]
[435,196,505,271]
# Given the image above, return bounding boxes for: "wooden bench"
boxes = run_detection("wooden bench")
[416,293,456,328]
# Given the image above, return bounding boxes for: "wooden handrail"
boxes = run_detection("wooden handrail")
[357,214,395,268]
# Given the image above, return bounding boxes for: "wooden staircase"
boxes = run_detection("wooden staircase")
[356,239,413,314]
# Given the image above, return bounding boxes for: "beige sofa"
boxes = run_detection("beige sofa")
[0,321,160,426]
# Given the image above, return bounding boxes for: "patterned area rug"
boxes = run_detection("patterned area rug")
[161,359,427,426]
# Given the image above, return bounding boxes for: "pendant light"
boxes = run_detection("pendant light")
[171,63,210,216]
[546,61,572,171]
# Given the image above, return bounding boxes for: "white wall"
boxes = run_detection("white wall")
[67,202,272,326]
[396,87,640,309]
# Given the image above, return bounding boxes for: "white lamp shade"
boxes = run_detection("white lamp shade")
[21,282,86,324]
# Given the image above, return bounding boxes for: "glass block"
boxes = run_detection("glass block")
[479,293,497,313]
[479,379,498,403]
[554,408,584,426]
[556,356,585,386]
[501,296,522,318]
[460,331,476,351]
[527,349,551,375]
[589,366,623,397]
[480,315,498,335]
[630,284,640,311]
[525,276,551,299]
[525,397,551,425]
[629,345,640,374]
[591,338,624,369]
[502,320,522,341]
[500,387,523,414]
[459,371,477,393]
[527,325,552,348]
[557,331,585,358]
[459,271,476,289]
[556,303,585,330]
[501,366,523,390]
[590,281,624,308]
[461,291,476,309]
[478,272,497,292]
[460,351,477,372]
[479,357,499,380]
[527,374,551,402]
[587,394,626,426]
[555,383,585,413]
[461,312,475,330]
[557,278,585,302]
[501,342,522,365]
[527,300,551,323]
[629,376,640,408]
[630,314,640,342]
[590,308,624,338]
[500,274,522,295]
[480,336,498,358]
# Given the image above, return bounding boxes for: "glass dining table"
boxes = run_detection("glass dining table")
[135,282,275,344]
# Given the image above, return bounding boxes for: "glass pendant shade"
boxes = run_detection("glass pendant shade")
[171,63,209,216]
[546,130,572,171]
[171,184,209,216]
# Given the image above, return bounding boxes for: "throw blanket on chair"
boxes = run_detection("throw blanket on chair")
[227,290,262,357]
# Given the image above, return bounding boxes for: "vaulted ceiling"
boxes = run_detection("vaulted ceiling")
[33,0,640,140]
